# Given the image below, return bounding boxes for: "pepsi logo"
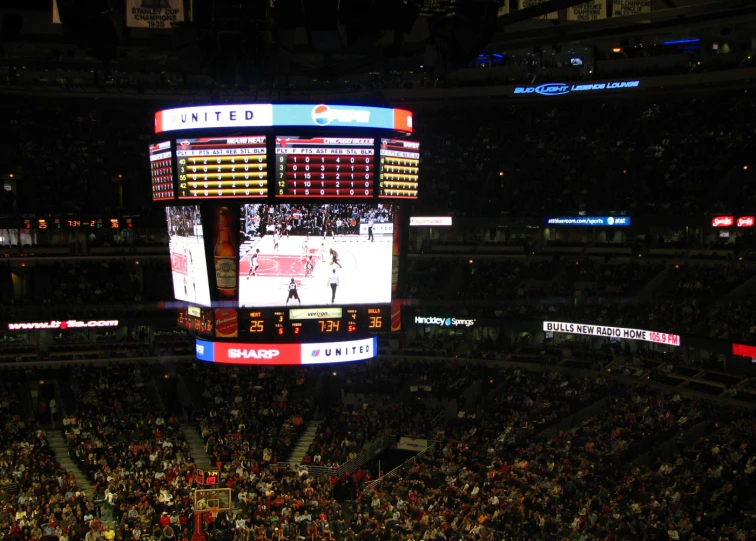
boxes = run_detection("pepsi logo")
[311,105,371,126]
[312,104,332,126]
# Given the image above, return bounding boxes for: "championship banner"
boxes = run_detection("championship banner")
[568,0,606,21]
[612,0,651,17]
[498,0,510,16]
[521,0,558,20]
[52,0,61,24]
[126,0,185,29]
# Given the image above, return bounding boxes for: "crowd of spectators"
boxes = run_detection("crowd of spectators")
[1,100,149,213]
[415,93,756,216]
[358,377,751,541]
[707,299,756,342]
[455,259,560,300]
[63,365,198,539]
[0,376,91,541]
[189,364,311,471]
[0,353,752,541]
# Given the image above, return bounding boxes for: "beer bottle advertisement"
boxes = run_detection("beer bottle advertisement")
[213,206,238,300]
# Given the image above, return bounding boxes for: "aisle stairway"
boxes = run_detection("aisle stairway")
[184,426,213,471]
[287,421,320,464]
[46,431,95,502]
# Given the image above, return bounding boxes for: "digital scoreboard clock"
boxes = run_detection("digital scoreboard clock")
[235,305,387,340]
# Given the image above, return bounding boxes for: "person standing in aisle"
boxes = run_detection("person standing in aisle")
[327,270,339,304]
[286,278,301,305]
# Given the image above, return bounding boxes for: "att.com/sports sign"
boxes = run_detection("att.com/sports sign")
[514,80,640,97]
[543,321,680,346]
[8,320,119,330]
[195,337,377,365]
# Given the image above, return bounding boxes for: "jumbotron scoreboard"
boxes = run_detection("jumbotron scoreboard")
[153,103,417,365]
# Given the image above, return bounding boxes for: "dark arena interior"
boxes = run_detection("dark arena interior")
[2,1,756,540]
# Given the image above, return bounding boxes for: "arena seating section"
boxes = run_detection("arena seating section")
[1,90,756,541]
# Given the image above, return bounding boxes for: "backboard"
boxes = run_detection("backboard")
[194,487,232,514]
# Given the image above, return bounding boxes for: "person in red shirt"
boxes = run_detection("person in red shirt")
[159,513,171,529]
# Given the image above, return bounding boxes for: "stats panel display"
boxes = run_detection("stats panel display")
[378,139,419,199]
[275,136,374,198]
[166,205,212,306]
[176,136,268,199]
[149,141,174,201]
[238,203,394,308]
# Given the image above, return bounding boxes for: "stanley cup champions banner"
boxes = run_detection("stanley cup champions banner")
[567,0,607,21]
[520,0,558,20]
[127,0,185,29]
[613,0,651,17]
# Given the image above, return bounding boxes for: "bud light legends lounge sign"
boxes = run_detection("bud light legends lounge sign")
[514,80,640,97]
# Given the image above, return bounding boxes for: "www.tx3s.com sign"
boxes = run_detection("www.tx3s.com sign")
[195,336,377,365]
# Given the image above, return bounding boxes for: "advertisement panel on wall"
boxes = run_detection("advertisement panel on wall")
[7,320,119,330]
[545,216,631,226]
[514,81,640,97]
[543,321,680,346]
[195,336,377,365]
[414,316,476,328]
[409,217,453,227]
[732,343,756,359]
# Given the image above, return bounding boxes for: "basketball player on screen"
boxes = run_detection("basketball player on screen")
[329,248,342,268]
[301,235,310,262]
[247,249,260,279]
[273,231,280,252]
[187,249,196,301]
[318,242,327,263]
[286,278,301,305]
[305,256,314,278]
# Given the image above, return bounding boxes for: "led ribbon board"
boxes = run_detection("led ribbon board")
[155,104,413,134]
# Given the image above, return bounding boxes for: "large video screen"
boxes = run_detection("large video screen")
[166,206,211,306]
[238,203,394,307]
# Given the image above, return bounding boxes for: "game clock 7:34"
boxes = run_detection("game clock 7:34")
[240,306,388,339]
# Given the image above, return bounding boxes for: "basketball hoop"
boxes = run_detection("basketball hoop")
[209,507,219,521]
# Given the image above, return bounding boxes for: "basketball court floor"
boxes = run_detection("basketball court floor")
[238,234,392,307]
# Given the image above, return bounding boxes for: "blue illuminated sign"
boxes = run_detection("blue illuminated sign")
[514,80,640,96]
[544,216,631,227]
